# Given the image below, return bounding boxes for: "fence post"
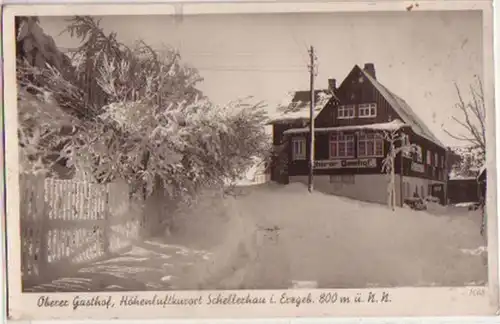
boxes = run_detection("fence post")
[37,174,49,284]
[103,183,111,257]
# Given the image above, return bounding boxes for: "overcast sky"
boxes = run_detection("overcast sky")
[39,11,483,147]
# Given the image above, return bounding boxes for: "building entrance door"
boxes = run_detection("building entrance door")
[430,183,445,205]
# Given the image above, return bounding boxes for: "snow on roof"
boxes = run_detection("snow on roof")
[477,164,486,179]
[283,119,407,135]
[448,175,477,181]
[269,90,334,123]
[360,69,446,148]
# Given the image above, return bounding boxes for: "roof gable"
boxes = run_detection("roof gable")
[359,68,445,148]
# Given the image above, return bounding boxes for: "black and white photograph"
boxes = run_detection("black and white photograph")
[3,1,498,319]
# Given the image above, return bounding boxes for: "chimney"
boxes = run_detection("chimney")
[328,78,337,92]
[363,63,376,79]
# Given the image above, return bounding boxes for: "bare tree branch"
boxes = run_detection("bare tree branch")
[444,79,486,176]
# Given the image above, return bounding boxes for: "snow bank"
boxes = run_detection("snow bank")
[455,202,479,208]
[460,246,487,256]
[165,190,260,289]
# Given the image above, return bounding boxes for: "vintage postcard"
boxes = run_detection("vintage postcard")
[2,1,498,320]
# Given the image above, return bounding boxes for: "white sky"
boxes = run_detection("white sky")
[39,11,483,147]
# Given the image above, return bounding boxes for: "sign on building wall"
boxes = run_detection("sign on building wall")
[315,158,377,169]
[411,162,425,173]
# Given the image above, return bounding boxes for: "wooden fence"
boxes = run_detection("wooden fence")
[20,173,142,288]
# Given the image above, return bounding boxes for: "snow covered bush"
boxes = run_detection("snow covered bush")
[17,88,76,176]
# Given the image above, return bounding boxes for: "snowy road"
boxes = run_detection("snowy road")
[186,183,488,289]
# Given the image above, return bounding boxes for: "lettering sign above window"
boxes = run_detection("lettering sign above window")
[337,105,355,119]
[358,103,377,118]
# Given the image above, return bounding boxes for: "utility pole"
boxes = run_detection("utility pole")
[308,46,317,193]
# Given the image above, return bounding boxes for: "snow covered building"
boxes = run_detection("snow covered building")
[447,175,480,205]
[269,63,449,206]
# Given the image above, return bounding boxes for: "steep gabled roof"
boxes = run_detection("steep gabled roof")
[269,89,336,124]
[359,68,445,148]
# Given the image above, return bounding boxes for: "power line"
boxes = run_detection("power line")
[195,66,306,73]
[182,52,307,59]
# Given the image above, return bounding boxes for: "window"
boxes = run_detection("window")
[426,150,432,165]
[401,136,413,158]
[292,137,306,160]
[358,132,384,157]
[421,185,425,198]
[414,146,423,163]
[330,133,355,158]
[434,153,439,167]
[440,155,445,168]
[358,103,377,118]
[405,182,410,198]
[330,175,355,184]
[337,105,355,119]
[330,175,342,183]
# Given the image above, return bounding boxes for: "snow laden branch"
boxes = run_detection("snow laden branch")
[381,130,416,211]
[16,16,271,203]
[17,88,79,176]
[93,96,270,200]
[94,51,270,198]
[444,77,486,160]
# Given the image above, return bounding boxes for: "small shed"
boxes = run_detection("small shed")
[447,175,480,205]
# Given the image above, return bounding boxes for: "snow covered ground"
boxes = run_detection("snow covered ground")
[176,182,487,290]
[27,182,487,291]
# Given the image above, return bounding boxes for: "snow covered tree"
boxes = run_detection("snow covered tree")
[16,16,271,210]
[449,145,483,178]
[381,129,415,211]
[444,77,486,166]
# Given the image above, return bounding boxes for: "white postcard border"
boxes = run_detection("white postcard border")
[2,1,499,320]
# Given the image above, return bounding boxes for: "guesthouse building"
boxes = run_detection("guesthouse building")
[269,63,449,206]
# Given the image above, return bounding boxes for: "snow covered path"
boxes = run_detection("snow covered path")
[25,240,212,292]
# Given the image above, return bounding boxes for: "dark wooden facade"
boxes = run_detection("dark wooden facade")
[315,66,399,128]
[273,64,447,182]
[447,178,480,204]
[285,130,446,180]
